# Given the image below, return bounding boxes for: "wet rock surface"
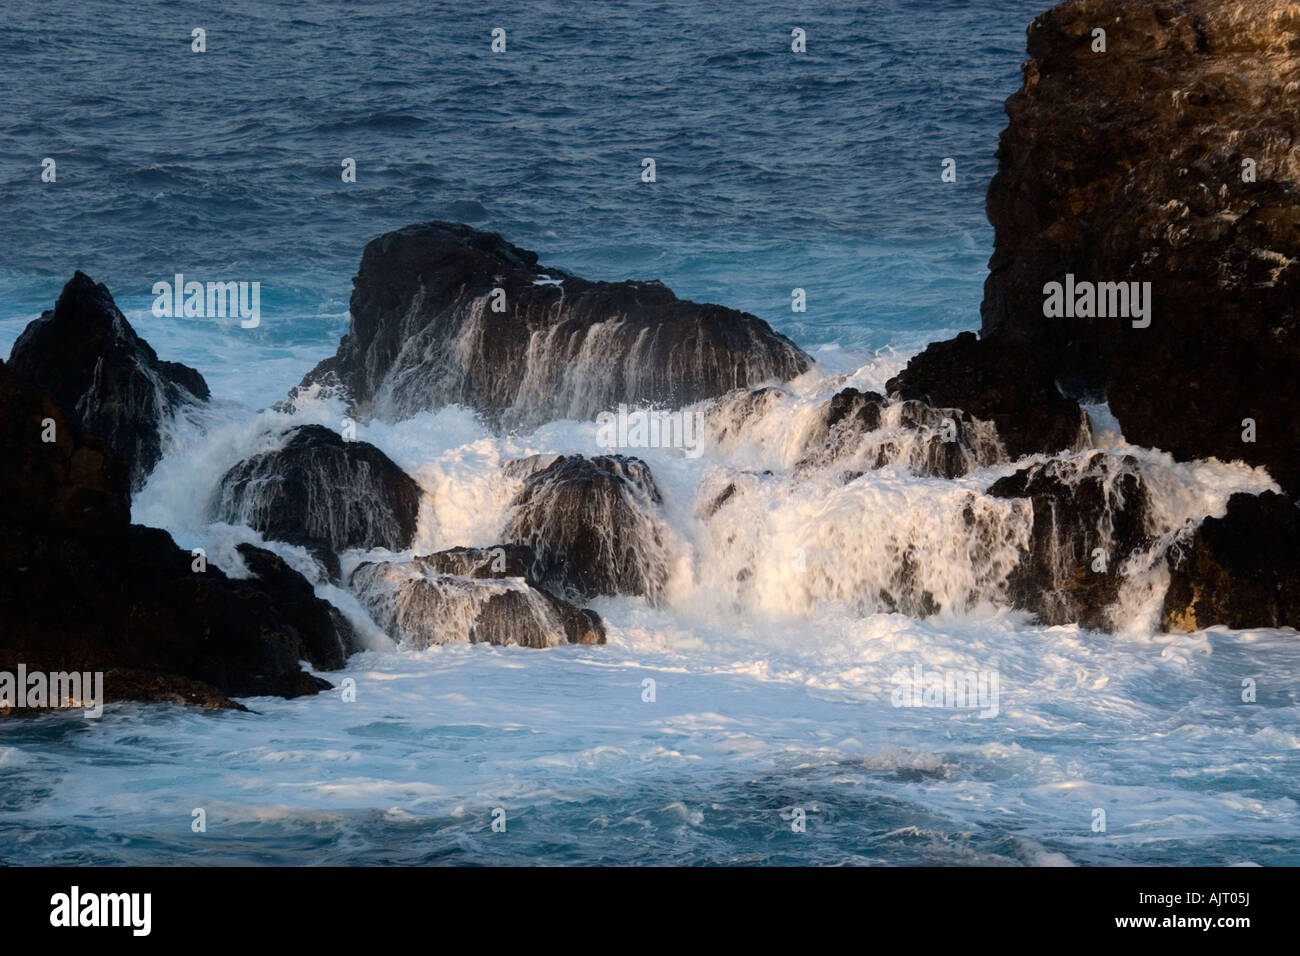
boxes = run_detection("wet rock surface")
[212,424,422,557]
[295,221,811,426]
[1163,491,1300,632]
[504,454,670,603]
[0,360,350,710]
[988,453,1153,630]
[797,387,1006,479]
[8,272,209,491]
[980,0,1300,494]
[886,332,1087,462]
[349,545,605,649]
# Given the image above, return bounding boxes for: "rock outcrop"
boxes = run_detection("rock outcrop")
[503,454,671,603]
[0,359,352,711]
[980,0,1300,494]
[865,0,1300,633]
[988,452,1153,630]
[235,543,359,668]
[8,272,209,491]
[886,332,1087,462]
[349,545,605,648]
[1163,491,1300,631]
[0,359,130,538]
[211,424,422,557]
[293,222,811,427]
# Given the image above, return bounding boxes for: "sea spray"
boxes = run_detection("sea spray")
[140,353,1278,638]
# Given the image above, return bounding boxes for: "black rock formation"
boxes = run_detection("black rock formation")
[503,454,671,603]
[293,222,811,427]
[988,452,1153,630]
[212,424,422,556]
[796,387,1006,479]
[235,543,359,668]
[886,332,1087,462]
[0,360,353,710]
[8,272,209,491]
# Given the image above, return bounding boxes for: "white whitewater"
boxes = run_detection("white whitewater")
[8,336,1295,865]
[136,345,1278,647]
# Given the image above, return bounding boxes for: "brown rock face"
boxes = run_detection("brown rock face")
[503,455,670,604]
[348,545,606,649]
[1162,491,1300,631]
[211,424,422,558]
[982,0,1300,493]
[988,452,1154,631]
[885,331,1087,461]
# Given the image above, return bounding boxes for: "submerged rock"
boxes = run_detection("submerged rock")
[694,465,1028,620]
[795,387,1005,479]
[212,424,422,557]
[0,360,351,710]
[981,0,1300,494]
[1163,492,1300,631]
[503,454,671,603]
[987,452,1153,630]
[293,221,811,427]
[8,272,209,491]
[349,545,605,648]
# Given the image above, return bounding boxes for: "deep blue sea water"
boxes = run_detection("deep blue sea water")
[0,0,1047,379]
[3,1,1298,868]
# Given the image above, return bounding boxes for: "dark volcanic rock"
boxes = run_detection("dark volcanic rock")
[0,360,351,710]
[0,358,130,537]
[259,530,343,583]
[886,332,1087,462]
[418,544,536,579]
[293,222,811,426]
[824,388,887,432]
[212,424,421,556]
[988,452,1153,630]
[981,0,1300,494]
[236,543,359,667]
[1163,492,1300,631]
[504,454,670,603]
[797,386,1006,479]
[8,272,209,491]
[349,545,605,648]
[2,522,338,706]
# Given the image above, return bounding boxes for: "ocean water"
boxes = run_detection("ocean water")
[2,0,1299,866]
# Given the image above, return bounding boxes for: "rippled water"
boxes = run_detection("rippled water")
[0,0,1043,359]
[4,618,1299,866]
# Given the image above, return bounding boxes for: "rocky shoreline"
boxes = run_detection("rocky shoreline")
[3,0,1297,711]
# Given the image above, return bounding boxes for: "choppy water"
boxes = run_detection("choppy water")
[0,0,1034,372]
[2,0,1298,866]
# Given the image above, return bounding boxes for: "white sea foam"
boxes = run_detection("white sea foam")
[3,345,1292,865]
